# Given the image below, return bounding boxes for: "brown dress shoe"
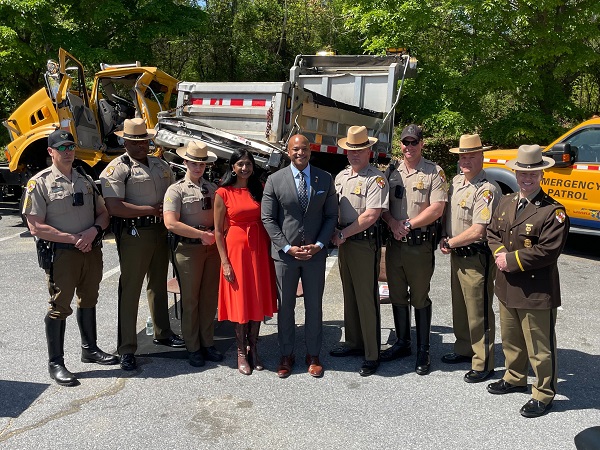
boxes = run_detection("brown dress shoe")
[305,355,324,378]
[277,355,295,378]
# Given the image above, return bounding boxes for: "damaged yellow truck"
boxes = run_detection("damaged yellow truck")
[483,117,600,236]
[1,48,178,201]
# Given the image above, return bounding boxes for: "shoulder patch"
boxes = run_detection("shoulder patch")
[480,207,490,221]
[376,176,386,189]
[482,190,493,205]
[555,209,566,224]
[438,169,446,184]
[106,166,115,176]
[26,179,37,193]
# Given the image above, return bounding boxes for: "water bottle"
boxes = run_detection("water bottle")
[146,316,154,336]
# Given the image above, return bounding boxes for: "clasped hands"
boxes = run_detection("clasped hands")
[74,227,98,253]
[289,244,319,260]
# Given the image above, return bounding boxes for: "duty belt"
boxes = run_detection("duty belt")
[128,216,163,227]
[53,240,102,250]
[179,226,214,244]
[340,223,378,241]
[452,241,491,257]
[397,228,431,245]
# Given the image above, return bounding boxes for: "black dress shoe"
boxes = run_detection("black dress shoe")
[153,334,185,348]
[379,342,412,362]
[487,379,527,395]
[359,360,379,377]
[415,350,430,375]
[120,353,137,371]
[520,399,552,418]
[203,345,224,362]
[189,351,205,367]
[464,369,495,383]
[81,348,119,365]
[441,352,472,364]
[48,361,78,386]
[329,346,364,357]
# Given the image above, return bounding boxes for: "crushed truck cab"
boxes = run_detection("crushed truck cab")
[2,48,178,192]
[483,117,600,235]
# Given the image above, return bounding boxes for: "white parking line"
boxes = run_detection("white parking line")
[102,266,121,281]
[0,232,24,242]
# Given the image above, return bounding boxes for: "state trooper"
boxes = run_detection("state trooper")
[24,129,118,386]
[329,126,389,377]
[380,124,447,375]
[439,134,500,383]
[100,118,184,371]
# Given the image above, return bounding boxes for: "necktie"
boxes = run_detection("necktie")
[297,172,308,212]
[516,198,527,217]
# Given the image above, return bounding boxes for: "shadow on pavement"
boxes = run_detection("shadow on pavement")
[0,380,50,418]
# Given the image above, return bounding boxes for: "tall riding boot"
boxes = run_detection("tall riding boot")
[45,314,77,386]
[380,305,412,361]
[235,323,252,375]
[415,304,432,375]
[247,320,264,371]
[77,308,119,365]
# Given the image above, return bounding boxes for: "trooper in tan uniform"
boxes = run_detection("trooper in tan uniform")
[163,141,222,368]
[100,118,183,371]
[439,134,500,383]
[487,145,569,418]
[380,124,447,375]
[24,129,118,386]
[329,126,389,377]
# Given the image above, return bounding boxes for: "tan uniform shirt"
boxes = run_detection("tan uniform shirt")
[163,175,217,228]
[388,158,447,230]
[446,170,500,240]
[100,154,174,205]
[335,165,389,224]
[23,165,101,234]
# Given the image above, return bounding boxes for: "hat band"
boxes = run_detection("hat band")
[459,146,483,152]
[185,152,209,161]
[345,139,372,149]
[123,132,149,139]
[515,159,546,169]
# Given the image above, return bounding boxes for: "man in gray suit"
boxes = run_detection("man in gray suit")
[262,134,338,378]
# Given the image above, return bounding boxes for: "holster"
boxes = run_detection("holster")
[36,239,54,270]
[167,231,181,251]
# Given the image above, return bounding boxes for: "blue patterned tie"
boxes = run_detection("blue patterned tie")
[297,172,308,212]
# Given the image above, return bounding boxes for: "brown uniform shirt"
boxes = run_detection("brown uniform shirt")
[335,165,389,225]
[446,170,500,240]
[100,154,174,205]
[23,165,101,234]
[388,158,447,230]
[163,174,217,228]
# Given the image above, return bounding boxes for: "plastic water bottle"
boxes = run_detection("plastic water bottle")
[146,316,154,336]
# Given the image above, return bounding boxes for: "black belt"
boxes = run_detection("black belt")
[396,228,431,245]
[127,216,162,227]
[452,242,491,257]
[53,240,102,250]
[174,226,214,244]
[340,223,378,241]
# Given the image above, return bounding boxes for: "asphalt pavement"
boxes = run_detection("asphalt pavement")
[0,204,599,449]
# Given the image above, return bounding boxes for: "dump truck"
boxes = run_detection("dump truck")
[1,48,179,202]
[483,117,600,236]
[155,52,417,176]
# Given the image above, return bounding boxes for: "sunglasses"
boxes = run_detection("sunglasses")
[54,144,76,152]
[402,140,420,147]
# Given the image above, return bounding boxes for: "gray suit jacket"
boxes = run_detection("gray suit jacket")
[261,164,338,262]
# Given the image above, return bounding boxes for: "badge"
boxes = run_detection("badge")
[459,199,466,208]
[162,169,170,178]
[416,177,425,190]
[86,184,92,194]
[353,182,362,195]
[525,224,533,233]
[555,209,566,223]
[480,207,490,220]
[524,239,532,248]
[376,176,386,189]
[106,166,115,176]
[482,190,493,205]
[26,179,37,193]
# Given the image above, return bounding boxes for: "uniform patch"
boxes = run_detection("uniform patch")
[438,170,446,183]
[524,239,532,248]
[482,190,493,205]
[162,170,170,178]
[376,176,386,189]
[106,166,115,176]
[26,180,37,193]
[165,196,173,203]
[24,195,32,209]
[555,209,566,224]
[480,207,490,220]
[104,180,111,188]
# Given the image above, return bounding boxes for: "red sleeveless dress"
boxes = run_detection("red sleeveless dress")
[216,186,277,323]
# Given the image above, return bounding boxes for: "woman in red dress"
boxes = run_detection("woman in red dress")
[214,149,277,375]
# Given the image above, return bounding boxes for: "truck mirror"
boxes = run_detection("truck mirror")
[547,143,575,168]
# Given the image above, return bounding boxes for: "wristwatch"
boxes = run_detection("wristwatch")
[93,225,103,236]
[338,231,344,240]
[443,238,451,249]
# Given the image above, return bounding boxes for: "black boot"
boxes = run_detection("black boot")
[235,323,251,375]
[415,304,432,375]
[380,305,412,361]
[247,320,264,371]
[77,308,119,365]
[45,315,77,386]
